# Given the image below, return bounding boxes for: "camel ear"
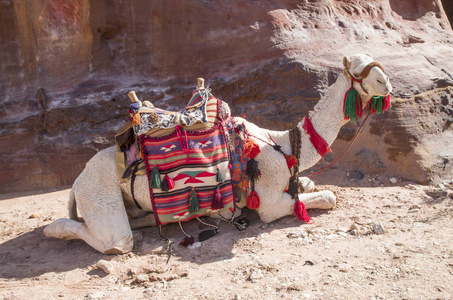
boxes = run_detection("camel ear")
[343,56,351,70]
[366,53,373,58]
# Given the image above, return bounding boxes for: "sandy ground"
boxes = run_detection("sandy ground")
[1,177,453,300]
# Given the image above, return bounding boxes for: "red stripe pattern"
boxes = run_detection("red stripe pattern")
[140,99,236,225]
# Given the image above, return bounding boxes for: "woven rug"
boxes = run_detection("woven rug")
[139,99,235,225]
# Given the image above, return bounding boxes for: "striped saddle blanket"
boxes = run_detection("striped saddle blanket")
[137,91,235,225]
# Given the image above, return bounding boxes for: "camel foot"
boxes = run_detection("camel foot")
[44,218,83,240]
[298,190,336,210]
[299,177,316,193]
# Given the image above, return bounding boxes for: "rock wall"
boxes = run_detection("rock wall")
[0,0,452,193]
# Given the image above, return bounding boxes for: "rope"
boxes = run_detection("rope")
[306,108,372,178]
[178,222,191,238]
[158,226,173,264]
[217,212,247,231]
[196,217,219,231]
[290,127,302,161]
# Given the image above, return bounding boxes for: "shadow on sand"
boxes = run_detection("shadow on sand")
[0,208,327,280]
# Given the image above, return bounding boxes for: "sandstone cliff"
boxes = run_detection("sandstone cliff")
[1,0,452,193]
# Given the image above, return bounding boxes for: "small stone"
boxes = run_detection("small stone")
[96,260,114,274]
[389,177,397,184]
[337,232,348,237]
[249,269,263,281]
[350,230,358,236]
[408,209,420,213]
[337,227,349,233]
[325,234,338,240]
[87,292,105,299]
[29,211,43,219]
[287,228,308,239]
[148,274,160,282]
[133,232,143,243]
[373,221,385,234]
[364,265,376,270]
[300,261,312,267]
[350,223,360,231]
[259,222,269,230]
[409,204,422,210]
[166,274,179,281]
[135,274,148,283]
[188,242,201,249]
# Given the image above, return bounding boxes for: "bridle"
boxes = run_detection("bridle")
[345,61,386,95]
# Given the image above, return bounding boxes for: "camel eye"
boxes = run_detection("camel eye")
[377,79,384,84]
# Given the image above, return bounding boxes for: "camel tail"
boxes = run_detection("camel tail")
[68,189,78,220]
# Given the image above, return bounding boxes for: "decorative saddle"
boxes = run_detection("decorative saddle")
[115,86,240,245]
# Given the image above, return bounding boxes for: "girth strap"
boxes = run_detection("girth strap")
[122,159,144,209]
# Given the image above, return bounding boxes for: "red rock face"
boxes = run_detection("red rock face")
[0,0,452,193]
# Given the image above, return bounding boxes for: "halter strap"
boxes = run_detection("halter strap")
[358,61,385,79]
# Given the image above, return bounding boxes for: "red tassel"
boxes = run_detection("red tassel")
[247,190,260,209]
[294,201,310,223]
[180,236,194,247]
[383,94,391,111]
[243,139,260,159]
[284,154,298,169]
[164,175,175,190]
[302,117,331,158]
[211,186,224,209]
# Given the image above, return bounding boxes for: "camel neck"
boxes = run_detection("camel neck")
[308,75,350,146]
[298,73,365,170]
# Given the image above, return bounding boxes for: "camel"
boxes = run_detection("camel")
[44,54,392,254]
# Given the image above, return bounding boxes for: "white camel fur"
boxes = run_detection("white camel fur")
[44,54,392,254]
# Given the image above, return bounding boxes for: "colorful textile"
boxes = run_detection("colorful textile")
[132,89,211,136]
[140,99,235,225]
[230,135,250,206]
[115,91,226,182]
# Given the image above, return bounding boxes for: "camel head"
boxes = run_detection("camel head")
[342,54,392,121]
[343,54,392,99]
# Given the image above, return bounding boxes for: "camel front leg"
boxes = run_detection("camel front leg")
[44,148,134,254]
[298,190,336,210]
[255,187,336,223]
[44,218,132,254]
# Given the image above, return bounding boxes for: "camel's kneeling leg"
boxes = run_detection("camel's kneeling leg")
[44,147,134,254]
[44,217,133,254]
[298,190,336,210]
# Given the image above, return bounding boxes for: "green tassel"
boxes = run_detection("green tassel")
[343,87,363,121]
[150,166,161,189]
[371,96,384,114]
[189,188,200,212]
[216,167,224,183]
